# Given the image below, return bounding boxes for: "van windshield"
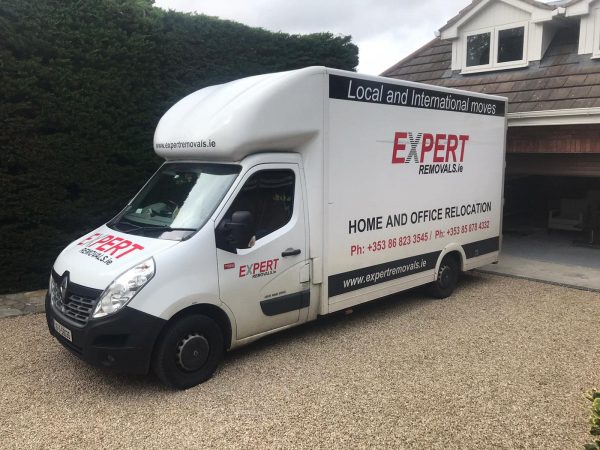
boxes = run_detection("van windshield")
[109,163,241,239]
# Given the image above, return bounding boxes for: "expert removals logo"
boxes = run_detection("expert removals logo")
[76,233,145,265]
[391,131,469,175]
[239,258,279,279]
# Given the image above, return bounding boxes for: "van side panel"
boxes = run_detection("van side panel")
[323,71,506,309]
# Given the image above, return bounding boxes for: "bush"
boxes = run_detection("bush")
[585,389,600,450]
[0,0,358,293]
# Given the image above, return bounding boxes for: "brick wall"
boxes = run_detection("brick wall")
[507,125,600,153]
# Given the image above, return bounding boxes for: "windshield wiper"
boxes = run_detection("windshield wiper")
[121,225,196,233]
[113,219,142,231]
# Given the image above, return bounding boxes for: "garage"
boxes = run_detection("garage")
[504,126,600,247]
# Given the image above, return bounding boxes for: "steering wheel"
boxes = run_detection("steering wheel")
[144,201,178,217]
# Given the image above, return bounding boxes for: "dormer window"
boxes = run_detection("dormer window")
[466,32,491,66]
[463,22,528,73]
[498,26,525,62]
[438,0,594,72]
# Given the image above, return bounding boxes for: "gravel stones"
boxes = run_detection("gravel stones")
[0,273,598,449]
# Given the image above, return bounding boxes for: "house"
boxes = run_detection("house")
[382,0,600,242]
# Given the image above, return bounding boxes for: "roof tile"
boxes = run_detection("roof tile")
[548,87,574,100]
[572,98,596,108]
[552,99,576,109]
[540,54,568,67]
[523,78,547,90]
[409,52,451,65]
[585,73,600,85]
[544,77,568,89]
[530,101,552,111]
[587,85,600,97]
[536,89,554,101]
[565,53,583,64]
[410,70,449,82]
[478,84,497,94]
[512,80,530,91]
[512,91,534,103]
[569,86,592,98]
[563,74,588,87]
[540,100,557,110]
[496,81,515,92]
[508,102,530,113]
[504,92,520,103]
[539,65,568,77]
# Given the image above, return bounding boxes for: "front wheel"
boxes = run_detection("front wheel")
[428,255,459,299]
[152,314,224,389]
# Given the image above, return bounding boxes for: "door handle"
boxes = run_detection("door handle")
[281,248,301,257]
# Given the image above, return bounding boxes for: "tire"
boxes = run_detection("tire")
[428,255,459,299]
[152,314,224,389]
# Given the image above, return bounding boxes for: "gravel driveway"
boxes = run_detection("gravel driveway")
[1,273,598,449]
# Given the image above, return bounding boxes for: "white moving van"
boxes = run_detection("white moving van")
[46,67,507,389]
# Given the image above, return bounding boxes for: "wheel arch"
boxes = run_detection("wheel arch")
[435,244,466,273]
[164,303,234,351]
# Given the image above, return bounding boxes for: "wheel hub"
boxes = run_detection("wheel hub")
[176,333,209,372]
[439,265,451,288]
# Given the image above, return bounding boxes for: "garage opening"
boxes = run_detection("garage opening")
[482,153,600,290]
[504,153,600,246]
[504,174,600,245]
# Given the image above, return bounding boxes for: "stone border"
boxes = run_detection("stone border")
[0,290,46,319]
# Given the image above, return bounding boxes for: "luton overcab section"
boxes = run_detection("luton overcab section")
[46,67,507,389]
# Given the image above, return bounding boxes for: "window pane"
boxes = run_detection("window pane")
[226,170,295,240]
[466,32,490,67]
[497,26,524,63]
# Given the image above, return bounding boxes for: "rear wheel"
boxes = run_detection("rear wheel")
[152,314,224,389]
[428,255,459,299]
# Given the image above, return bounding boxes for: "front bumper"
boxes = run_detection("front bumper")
[45,293,166,374]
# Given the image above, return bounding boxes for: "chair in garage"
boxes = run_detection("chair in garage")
[547,198,586,232]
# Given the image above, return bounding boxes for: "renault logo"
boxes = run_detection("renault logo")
[59,275,69,302]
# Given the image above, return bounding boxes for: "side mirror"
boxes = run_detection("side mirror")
[224,211,254,250]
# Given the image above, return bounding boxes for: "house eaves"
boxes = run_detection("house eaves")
[508,107,600,126]
[563,0,597,17]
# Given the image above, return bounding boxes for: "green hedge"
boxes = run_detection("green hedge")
[0,0,358,293]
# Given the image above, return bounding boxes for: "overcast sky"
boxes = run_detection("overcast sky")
[153,0,473,75]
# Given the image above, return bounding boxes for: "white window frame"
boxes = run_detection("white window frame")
[495,22,528,68]
[462,21,529,74]
[593,7,600,59]
[463,28,493,72]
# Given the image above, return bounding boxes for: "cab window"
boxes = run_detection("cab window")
[224,169,295,240]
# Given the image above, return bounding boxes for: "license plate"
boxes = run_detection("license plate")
[54,319,72,342]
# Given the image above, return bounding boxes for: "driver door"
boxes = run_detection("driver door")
[215,164,309,340]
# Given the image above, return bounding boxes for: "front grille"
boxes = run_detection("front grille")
[57,294,97,325]
[51,270,102,327]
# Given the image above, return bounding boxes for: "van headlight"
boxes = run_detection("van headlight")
[92,258,155,319]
